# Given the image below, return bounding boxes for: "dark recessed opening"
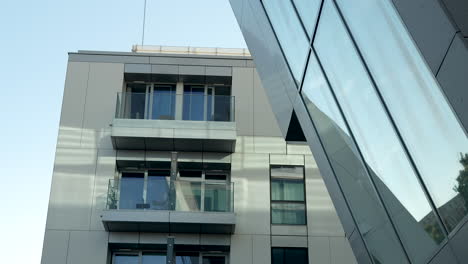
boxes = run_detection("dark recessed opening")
[285,111,306,142]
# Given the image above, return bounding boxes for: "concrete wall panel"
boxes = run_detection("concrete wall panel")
[254,136,286,154]
[83,63,124,129]
[81,128,113,149]
[232,67,254,136]
[230,235,253,264]
[253,235,271,264]
[67,231,108,264]
[46,147,97,230]
[271,235,308,247]
[309,236,331,264]
[41,230,70,264]
[90,149,116,231]
[231,153,270,235]
[109,232,139,244]
[330,237,357,264]
[235,136,255,153]
[270,154,304,166]
[60,62,89,128]
[305,155,344,237]
[57,127,82,148]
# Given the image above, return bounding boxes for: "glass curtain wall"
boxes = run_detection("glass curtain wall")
[335,0,468,233]
[313,1,444,262]
[300,53,409,263]
[262,0,310,83]
[260,0,468,262]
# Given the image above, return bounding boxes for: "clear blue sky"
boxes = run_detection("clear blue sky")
[0,0,245,262]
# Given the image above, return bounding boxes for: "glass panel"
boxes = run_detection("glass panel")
[176,181,202,211]
[152,85,175,120]
[119,173,145,209]
[271,179,304,201]
[142,253,166,264]
[213,95,232,122]
[179,170,202,178]
[336,0,468,232]
[271,203,306,225]
[147,173,170,210]
[301,52,408,262]
[284,248,308,264]
[314,1,445,262]
[176,252,199,264]
[271,248,284,264]
[204,183,230,212]
[202,256,225,264]
[263,0,309,83]
[205,174,227,181]
[183,86,205,121]
[213,86,232,121]
[207,88,214,121]
[114,254,139,264]
[271,166,304,179]
[124,92,146,119]
[292,0,322,37]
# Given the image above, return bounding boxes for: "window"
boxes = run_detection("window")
[271,248,308,264]
[113,254,139,264]
[116,168,232,213]
[119,171,170,210]
[183,85,232,121]
[112,251,227,264]
[123,83,176,120]
[270,165,306,225]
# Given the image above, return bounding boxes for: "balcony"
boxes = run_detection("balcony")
[101,178,235,234]
[111,92,236,152]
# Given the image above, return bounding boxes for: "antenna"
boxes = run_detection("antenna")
[141,0,147,45]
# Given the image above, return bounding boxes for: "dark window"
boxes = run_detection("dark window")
[142,253,166,264]
[147,170,170,210]
[113,254,139,264]
[183,86,206,121]
[176,252,199,264]
[125,84,146,119]
[119,172,144,209]
[151,85,176,120]
[202,256,226,264]
[271,166,306,225]
[272,248,308,264]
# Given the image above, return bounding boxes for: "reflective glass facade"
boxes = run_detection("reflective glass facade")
[232,0,468,263]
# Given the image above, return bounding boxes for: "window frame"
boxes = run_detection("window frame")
[269,165,307,225]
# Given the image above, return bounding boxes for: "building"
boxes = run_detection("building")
[228,0,468,263]
[40,46,357,264]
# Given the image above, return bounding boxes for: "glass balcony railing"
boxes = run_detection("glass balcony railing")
[106,178,234,213]
[115,92,235,122]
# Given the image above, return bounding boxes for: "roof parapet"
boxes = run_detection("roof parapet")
[132,45,251,57]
